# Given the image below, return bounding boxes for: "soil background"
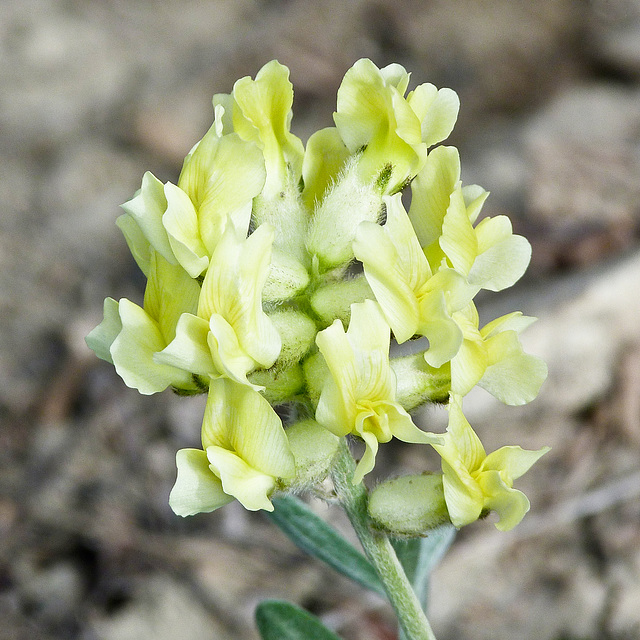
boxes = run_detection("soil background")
[2,1,640,639]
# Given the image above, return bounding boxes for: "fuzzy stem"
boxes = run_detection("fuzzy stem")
[331,439,438,640]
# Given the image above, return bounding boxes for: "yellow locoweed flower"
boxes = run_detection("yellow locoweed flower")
[156,222,281,388]
[433,395,549,530]
[315,299,443,484]
[169,379,295,515]
[85,251,200,395]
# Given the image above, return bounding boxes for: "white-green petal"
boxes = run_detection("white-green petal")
[418,290,463,368]
[155,313,215,377]
[231,61,304,198]
[162,182,209,277]
[440,458,484,528]
[85,297,122,364]
[314,376,352,437]
[444,396,486,471]
[352,429,380,485]
[200,380,295,510]
[450,335,488,397]
[169,448,233,517]
[179,132,266,254]
[407,83,460,147]
[440,183,477,276]
[480,312,537,339]
[408,145,461,249]
[469,216,531,291]
[315,319,358,419]
[387,402,443,447]
[208,314,258,387]
[111,298,192,394]
[481,445,551,482]
[301,127,350,208]
[479,330,548,405]
[206,447,277,512]
[462,184,489,224]
[354,220,419,343]
[347,299,390,361]
[116,214,151,277]
[143,251,200,344]
[382,193,432,290]
[120,171,176,266]
[220,381,295,479]
[477,470,530,532]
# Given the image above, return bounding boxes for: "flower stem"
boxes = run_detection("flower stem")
[331,439,438,640]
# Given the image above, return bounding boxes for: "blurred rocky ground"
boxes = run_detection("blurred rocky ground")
[1,1,640,639]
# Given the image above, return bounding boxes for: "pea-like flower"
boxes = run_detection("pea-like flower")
[315,299,443,484]
[334,58,459,194]
[354,191,476,368]
[214,60,305,200]
[408,144,531,292]
[450,303,548,404]
[169,379,295,515]
[85,251,200,395]
[155,222,281,388]
[433,395,549,530]
[118,122,266,278]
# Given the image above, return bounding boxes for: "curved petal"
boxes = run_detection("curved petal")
[440,458,484,528]
[481,445,550,482]
[440,184,477,276]
[202,379,295,479]
[206,446,276,511]
[116,214,151,277]
[86,297,121,364]
[470,216,531,291]
[231,60,304,197]
[418,289,463,368]
[179,131,266,254]
[120,171,176,265]
[208,314,257,387]
[155,313,215,377]
[169,448,233,517]
[407,83,460,147]
[479,331,548,405]
[143,251,200,343]
[477,470,531,531]
[162,182,209,277]
[408,146,460,249]
[352,429,380,485]
[302,127,350,208]
[111,298,192,394]
[354,220,419,343]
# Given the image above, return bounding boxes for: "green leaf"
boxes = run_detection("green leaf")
[268,495,385,596]
[392,524,456,610]
[256,600,342,640]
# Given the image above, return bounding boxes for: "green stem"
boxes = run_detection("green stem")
[330,439,437,640]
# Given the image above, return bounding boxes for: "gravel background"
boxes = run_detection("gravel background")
[2,1,640,639]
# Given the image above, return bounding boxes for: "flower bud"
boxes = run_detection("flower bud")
[268,309,318,368]
[368,473,450,537]
[309,275,373,327]
[391,352,451,411]
[262,249,310,303]
[306,157,383,272]
[284,419,340,489]
[248,364,305,405]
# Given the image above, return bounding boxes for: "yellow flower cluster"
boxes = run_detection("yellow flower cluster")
[87,59,547,530]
